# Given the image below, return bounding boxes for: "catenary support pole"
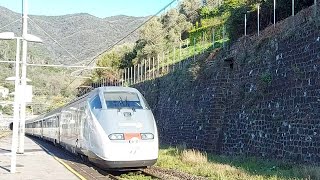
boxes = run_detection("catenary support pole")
[18,0,28,154]
[10,38,21,173]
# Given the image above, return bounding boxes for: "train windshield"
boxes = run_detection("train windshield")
[104,92,145,109]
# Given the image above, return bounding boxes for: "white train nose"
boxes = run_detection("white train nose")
[129,137,139,144]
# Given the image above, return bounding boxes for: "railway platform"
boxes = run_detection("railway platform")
[0,134,78,180]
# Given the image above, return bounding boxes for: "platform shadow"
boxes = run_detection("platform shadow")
[0,148,10,152]
[0,165,10,172]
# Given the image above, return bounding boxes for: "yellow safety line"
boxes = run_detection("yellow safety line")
[53,156,87,180]
[0,131,11,139]
[33,139,87,180]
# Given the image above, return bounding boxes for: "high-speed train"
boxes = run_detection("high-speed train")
[25,86,158,169]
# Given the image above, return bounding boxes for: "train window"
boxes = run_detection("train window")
[90,96,102,109]
[104,92,143,109]
[53,117,58,127]
[47,118,52,128]
[36,121,41,128]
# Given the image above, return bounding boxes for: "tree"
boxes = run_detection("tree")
[1,105,13,115]
[204,0,221,8]
[88,43,135,83]
[179,0,202,24]
[137,17,166,59]
[161,9,192,45]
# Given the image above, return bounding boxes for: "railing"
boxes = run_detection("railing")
[81,1,318,93]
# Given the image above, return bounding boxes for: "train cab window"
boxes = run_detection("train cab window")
[90,96,102,109]
[104,92,143,109]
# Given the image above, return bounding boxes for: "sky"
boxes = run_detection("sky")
[0,0,178,18]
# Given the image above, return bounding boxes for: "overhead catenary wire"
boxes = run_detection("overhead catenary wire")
[63,0,180,90]
[28,17,81,63]
[28,16,122,66]
[87,0,179,66]
[0,18,21,31]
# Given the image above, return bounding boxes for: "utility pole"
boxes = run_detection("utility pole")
[18,0,28,154]
[244,13,247,36]
[212,28,215,48]
[292,0,295,16]
[274,0,276,27]
[223,25,226,48]
[257,4,260,36]
[137,64,140,83]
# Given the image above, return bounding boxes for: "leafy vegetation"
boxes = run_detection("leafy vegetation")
[156,146,320,179]
[0,40,76,115]
[0,7,151,115]
[0,0,315,114]
[89,0,315,85]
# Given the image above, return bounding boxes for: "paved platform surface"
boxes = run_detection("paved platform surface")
[0,134,78,180]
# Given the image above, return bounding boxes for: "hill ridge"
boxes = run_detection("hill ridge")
[0,5,147,64]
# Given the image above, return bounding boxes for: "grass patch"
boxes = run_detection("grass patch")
[146,41,221,75]
[181,149,207,164]
[156,147,319,180]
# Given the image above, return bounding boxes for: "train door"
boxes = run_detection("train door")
[60,110,67,144]
[40,120,43,138]
[75,103,81,150]
[78,102,85,149]
[57,115,61,143]
[83,102,91,148]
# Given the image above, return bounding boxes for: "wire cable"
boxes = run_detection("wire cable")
[87,0,179,66]
[63,0,179,90]
[0,18,21,31]
[28,17,81,63]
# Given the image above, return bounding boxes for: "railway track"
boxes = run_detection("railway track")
[29,136,161,179]
[30,136,206,180]
[142,167,208,180]
[93,169,163,180]
[67,161,207,180]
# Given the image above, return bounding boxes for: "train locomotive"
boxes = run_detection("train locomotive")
[25,86,158,169]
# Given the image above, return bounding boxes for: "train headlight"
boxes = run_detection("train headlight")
[140,133,154,140]
[108,133,124,140]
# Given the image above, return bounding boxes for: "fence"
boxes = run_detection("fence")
[81,1,318,93]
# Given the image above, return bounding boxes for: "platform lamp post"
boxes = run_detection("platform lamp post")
[0,32,21,174]
[18,33,42,154]
[0,31,42,173]
[18,0,43,154]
